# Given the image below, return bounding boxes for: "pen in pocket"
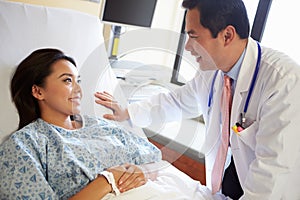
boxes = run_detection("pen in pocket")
[232,122,244,136]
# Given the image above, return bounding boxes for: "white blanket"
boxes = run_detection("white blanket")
[102,162,224,200]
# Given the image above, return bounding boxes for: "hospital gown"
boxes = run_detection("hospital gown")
[0,115,161,199]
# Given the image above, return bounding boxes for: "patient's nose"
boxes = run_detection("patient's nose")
[74,81,82,95]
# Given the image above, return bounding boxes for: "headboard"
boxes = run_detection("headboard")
[0,0,134,144]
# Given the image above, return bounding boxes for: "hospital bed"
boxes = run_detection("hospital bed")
[0,1,221,199]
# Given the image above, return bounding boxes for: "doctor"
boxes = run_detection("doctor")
[95,0,300,199]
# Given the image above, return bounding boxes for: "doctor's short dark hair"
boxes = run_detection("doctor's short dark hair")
[10,48,76,130]
[182,0,250,39]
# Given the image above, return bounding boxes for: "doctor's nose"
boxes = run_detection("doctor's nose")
[185,37,193,52]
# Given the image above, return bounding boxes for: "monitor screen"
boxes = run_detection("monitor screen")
[101,0,157,28]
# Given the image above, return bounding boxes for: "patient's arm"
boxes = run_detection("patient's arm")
[69,175,112,200]
[70,164,147,199]
[70,163,151,199]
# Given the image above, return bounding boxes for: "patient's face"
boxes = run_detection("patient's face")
[37,59,82,119]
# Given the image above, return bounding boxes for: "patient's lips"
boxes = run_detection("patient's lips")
[70,96,81,105]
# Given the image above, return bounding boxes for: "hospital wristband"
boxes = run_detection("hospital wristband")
[100,171,120,196]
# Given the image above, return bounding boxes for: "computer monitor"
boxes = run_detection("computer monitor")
[101,0,157,28]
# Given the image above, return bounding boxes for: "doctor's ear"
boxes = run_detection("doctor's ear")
[32,85,44,100]
[222,25,235,45]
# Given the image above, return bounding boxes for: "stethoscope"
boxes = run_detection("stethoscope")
[207,42,261,128]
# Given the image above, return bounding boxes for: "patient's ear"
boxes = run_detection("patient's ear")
[32,85,44,100]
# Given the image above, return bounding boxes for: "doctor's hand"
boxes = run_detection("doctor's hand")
[108,164,147,193]
[94,91,129,122]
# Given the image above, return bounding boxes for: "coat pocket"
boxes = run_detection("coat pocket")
[238,121,258,151]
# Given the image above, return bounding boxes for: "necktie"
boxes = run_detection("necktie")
[211,75,232,194]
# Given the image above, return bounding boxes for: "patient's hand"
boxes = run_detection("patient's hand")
[108,164,147,193]
[94,91,129,122]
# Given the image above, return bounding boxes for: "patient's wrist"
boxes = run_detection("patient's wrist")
[100,171,120,196]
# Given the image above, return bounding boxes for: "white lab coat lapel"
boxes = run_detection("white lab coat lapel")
[202,70,223,153]
[231,39,259,138]
[202,70,223,189]
[230,38,260,185]
[203,72,222,152]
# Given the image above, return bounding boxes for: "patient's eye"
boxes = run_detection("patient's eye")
[64,77,72,83]
[60,74,80,85]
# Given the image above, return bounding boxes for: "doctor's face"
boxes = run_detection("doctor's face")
[185,8,222,71]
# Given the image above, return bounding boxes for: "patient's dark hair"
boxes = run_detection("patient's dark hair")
[10,48,76,130]
[182,0,250,39]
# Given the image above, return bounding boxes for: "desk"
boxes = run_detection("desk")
[111,60,206,183]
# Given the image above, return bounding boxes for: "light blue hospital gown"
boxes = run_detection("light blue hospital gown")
[0,115,162,199]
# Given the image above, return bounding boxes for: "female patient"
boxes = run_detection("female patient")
[0,48,161,199]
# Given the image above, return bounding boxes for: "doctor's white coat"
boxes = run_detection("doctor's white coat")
[127,38,300,199]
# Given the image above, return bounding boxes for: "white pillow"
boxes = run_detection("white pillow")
[0,0,135,144]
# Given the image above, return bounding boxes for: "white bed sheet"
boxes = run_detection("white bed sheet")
[102,161,223,200]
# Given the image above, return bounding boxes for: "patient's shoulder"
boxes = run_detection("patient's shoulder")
[6,120,38,140]
[0,119,49,156]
